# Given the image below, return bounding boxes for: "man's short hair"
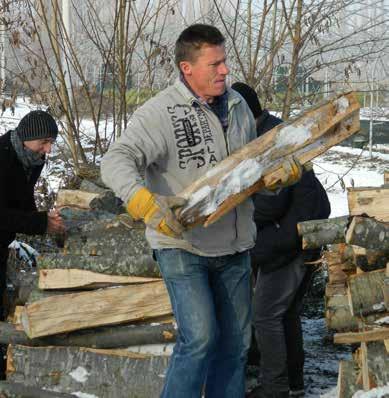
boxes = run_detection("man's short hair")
[175,24,225,68]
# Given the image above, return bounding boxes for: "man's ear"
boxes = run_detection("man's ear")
[179,61,192,77]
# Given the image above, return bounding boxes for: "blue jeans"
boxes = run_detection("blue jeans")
[154,249,252,398]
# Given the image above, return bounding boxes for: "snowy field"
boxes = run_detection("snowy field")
[1,99,388,397]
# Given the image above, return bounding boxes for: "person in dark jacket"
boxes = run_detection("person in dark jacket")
[0,110,65,321]
[231,83,331,398]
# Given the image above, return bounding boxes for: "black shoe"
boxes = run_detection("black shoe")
[246,386,289,398]
[290,389,304,397]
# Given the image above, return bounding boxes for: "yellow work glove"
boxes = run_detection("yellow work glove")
[127,187,186,238]
[265,156,303,190]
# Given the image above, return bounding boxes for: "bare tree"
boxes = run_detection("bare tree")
[4,0,178,169]
[211,0,389,119]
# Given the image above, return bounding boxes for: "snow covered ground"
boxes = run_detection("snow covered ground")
[1,98,388,397]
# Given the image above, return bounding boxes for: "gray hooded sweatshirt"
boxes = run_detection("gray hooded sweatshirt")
[101,78,257,256]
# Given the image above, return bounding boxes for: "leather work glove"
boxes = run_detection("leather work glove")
[126,187,186,238]
[265,156,303,190]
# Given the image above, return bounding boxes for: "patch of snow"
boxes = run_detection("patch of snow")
[372,302,386,311]
[71,393,100,398]
[275,123,312,148]
[8,240,39,267]
[375,316,389,325]
[352,384,389,397]
[335,96,349,113]
[69,366,90,383]
[320,387,338,398]
[183,158,263,217]
[126,343,174,356]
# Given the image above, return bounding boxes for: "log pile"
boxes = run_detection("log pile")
[298,174,389,397]
[4,186,175,398]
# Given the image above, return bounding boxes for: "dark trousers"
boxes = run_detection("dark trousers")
[0,247,8,379]
[252,254,309,394]
[0,247,8,321]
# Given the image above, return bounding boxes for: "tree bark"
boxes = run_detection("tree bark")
[39,252,160,278]
[0,321,176,348]
[345,216,389,252]
[325,284,359,332]
[347,269,386,317]
[297,216,349,249]
[0,381,74,398]
[331,244,388,272]
[7,344,169,398]
[365,341,389,385]
[21,281,172,338]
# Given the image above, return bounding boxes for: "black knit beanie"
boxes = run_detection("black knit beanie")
[16,110,58,141]
[231,82,262,119]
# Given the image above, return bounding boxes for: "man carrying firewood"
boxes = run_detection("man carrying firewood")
[101,24,302,398]
[0,110,65,377]
[232,82,331,398]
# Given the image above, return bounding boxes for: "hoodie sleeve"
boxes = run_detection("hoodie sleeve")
[101,103,168,203]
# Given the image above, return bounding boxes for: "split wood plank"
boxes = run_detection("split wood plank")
[347,187,389,222]
[345,216,389,252]
[334,328,389,344]
[7,344,169,398]
[177,92,360,228]
[337,360,359,398]
[39,268,161,290]
[361,342,372,390]
[21,281,172,338]
[56,189,100,209]
[385,171,389,185]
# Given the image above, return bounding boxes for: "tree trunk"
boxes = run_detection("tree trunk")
[0,321,176,348]
[39,252,160,278]
[331,244,388,272]
[7,344,169,398]
[21,281,172,338]
[345,217,389,251]
[365,341,389,385]
[0,381,74,398]
[347,269,386,317]
[297,216,349,249]
[325,284,359,332]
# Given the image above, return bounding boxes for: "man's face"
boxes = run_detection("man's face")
[180,44,229,103]
[23,138,54,155]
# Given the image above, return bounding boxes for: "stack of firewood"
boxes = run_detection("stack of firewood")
[298,171,389,397]
[2,187,175,398]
